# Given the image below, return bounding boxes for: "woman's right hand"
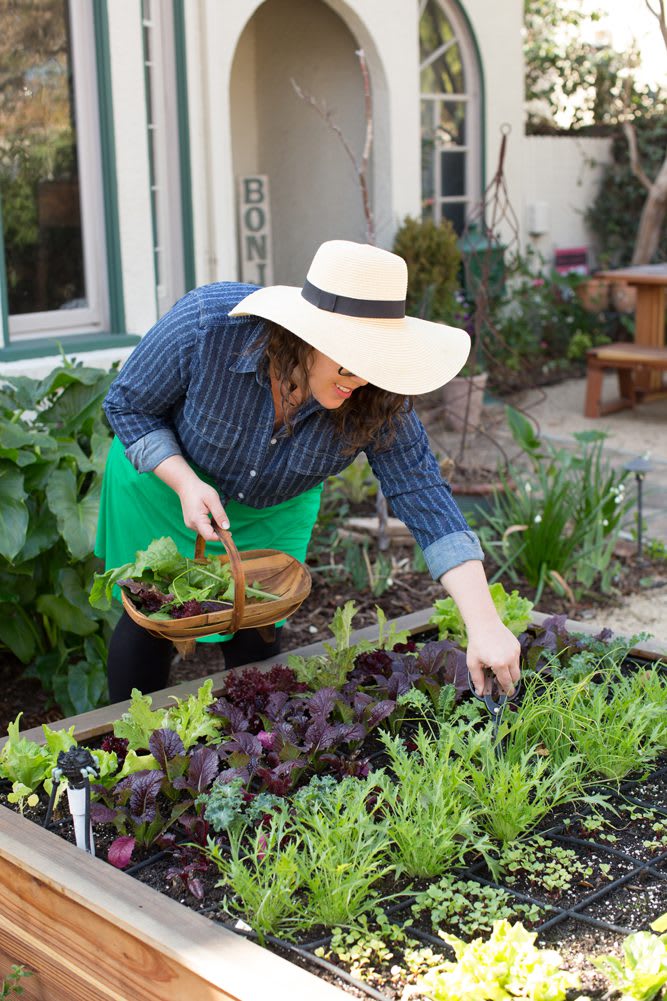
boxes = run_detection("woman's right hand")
[153,454,230,540]
[178,479,230,540]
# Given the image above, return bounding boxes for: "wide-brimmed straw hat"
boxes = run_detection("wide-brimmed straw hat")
[228,240,470,396]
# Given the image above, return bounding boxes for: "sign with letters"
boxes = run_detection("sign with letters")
[238,175,273,286]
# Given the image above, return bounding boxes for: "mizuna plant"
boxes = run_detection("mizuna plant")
[376,728,488,877]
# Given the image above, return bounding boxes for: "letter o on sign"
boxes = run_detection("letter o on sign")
[244,206,265,232]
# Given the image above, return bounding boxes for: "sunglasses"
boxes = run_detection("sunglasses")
[337,366,356,378]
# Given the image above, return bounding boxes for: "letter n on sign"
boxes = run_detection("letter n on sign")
[238,176,273,286]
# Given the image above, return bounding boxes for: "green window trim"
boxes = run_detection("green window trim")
[173,0,196,293]
[0,333,140,364]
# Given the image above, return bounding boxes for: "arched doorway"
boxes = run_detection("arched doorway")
[230,0,387,284]
[419,0,483,234]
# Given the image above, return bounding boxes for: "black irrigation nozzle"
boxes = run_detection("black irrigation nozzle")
[55,746,98,787]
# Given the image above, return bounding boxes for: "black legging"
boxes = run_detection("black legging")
[107,612,283,704]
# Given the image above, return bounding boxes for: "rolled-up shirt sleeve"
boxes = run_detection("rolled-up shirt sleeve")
[103,290,200,453]
[365,409,484,580]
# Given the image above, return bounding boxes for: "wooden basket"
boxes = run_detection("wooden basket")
[121,528,311,656]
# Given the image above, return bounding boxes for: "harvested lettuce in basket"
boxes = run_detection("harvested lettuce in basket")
[89,536,278,618]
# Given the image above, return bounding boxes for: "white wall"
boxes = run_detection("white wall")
[522,136,613,268]
[455,0,525,247]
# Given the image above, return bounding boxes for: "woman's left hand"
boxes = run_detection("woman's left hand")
[466,619,521,697]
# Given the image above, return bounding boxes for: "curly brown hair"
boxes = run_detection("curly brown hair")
[256,320,413,453]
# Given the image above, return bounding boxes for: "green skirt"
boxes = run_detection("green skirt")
[95,436,322,642]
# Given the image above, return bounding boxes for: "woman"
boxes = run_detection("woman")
[98,240,520,702]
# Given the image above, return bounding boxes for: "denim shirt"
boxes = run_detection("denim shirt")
[103,282,484,580]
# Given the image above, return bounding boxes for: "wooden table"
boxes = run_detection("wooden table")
[598,264,667,392]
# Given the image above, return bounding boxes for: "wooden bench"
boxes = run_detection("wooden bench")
[585,342,667,417]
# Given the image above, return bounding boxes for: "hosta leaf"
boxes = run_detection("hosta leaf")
[16,504,60,562]
[40,374,114,435]
[46,469,101,560]
[36,595,98,637]
[0,464,29,561]
[0,604,38,663]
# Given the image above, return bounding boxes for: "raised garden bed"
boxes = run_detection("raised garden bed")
[2,609,667,1001]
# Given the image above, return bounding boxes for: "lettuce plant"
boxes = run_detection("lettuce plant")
[429,582,533,647]
[594,914,667,1000]
[414,920,578,1001]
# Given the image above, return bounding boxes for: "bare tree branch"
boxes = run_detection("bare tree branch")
[291,49,375,245]
[622,120,655,192]
[644,0,667,54]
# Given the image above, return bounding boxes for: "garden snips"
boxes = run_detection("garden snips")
[468,669,522,755]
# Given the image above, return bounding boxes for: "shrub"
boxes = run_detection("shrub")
[0,358,118,714]
[392,215,461,322]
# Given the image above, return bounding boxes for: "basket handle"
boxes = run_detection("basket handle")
[194,523,245,633]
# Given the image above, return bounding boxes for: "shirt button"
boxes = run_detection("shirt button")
[238,492,245,500]
[249,469,257,477]
[270,438,277,445]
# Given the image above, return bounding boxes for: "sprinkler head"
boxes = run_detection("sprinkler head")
[56,747,98,788]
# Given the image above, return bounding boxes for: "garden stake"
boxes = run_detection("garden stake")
[51,747,98,855]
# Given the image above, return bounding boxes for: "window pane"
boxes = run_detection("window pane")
[438,101,466,147]
[440,150,465,197]
[0,0,86,315]
[420,1,463,93]
[442,201,465,235]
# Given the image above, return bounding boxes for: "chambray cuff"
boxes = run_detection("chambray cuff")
[422,530,485,580]
[124,429,182,473]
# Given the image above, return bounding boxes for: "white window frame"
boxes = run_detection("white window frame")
[9,0,109,339]
[142,0,186,318]
[419,0,482,229]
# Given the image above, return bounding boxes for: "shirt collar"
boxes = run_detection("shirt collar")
[229,321,268,385]
[228,319,325,417]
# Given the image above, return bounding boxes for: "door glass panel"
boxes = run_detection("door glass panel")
[0,0,86,315]
[442,201,465,235]
[420,0,463,94]
[440,150,465,197]
[421,101,436,214]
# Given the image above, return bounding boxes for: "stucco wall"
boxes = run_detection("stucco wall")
[522,136,613,269]
[453,0,525,246]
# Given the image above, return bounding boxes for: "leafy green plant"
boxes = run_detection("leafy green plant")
[112,681,222,751]
[0,965,32,999]
[291,775,394,928]
[454,726,588,844]
[430,582,533,646]
[512,667,667,782]
[0,360,119,713]
[413,920,579,1001]
[205,810,304,942]
[376,728,487,877]
[479,408,631,602]
[497,836,595,895]
[328,455,377,505]
[594,914,667,1000]
[411,876,542,938]
[287,601,374,689]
